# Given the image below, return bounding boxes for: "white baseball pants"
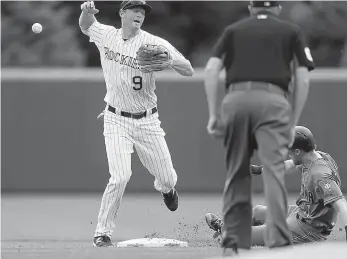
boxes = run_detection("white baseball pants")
[94,106,177,237]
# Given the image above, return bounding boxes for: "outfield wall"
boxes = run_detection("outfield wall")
[2,68,347,193]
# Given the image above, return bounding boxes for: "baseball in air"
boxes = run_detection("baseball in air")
[32,23,42,34]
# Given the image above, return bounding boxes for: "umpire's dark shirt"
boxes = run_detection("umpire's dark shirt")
[212,12,315,92]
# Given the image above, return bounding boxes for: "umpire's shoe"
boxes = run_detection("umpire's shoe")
[222,246,239,257]
[93,236,113,247]
[162,189,179,211]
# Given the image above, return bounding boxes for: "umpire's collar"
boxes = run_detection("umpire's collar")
[254,11,279,19]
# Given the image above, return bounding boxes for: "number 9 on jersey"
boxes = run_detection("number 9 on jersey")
[133,76,143,90]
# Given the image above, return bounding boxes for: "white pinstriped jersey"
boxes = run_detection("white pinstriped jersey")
[82,21,187,113]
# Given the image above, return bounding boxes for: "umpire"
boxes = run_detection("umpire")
[204,0,314,255]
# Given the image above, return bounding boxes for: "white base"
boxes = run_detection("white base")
[116,238,188,248]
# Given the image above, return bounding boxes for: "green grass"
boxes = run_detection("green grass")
[1,193,345,259]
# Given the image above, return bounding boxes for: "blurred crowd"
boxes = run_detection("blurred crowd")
[2,1,347,68]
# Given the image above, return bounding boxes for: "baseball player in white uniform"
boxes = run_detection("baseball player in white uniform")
[79,0,194,247]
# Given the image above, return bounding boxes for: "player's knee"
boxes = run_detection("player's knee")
[252,205,266,225]
[252,205,265,218]
[108,172,131,186]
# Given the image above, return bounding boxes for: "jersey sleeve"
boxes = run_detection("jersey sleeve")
[312,165,344,206]
[211,28,229,59]
[292,27,315,71]
[154,37,188,63]
[81,21,113,47]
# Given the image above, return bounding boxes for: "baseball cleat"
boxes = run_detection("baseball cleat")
[205,213,224,234]
[162,189,179,211]
[222,247,239,257]
[93,235,113,247]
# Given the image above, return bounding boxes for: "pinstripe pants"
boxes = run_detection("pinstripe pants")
[94,108,177,237]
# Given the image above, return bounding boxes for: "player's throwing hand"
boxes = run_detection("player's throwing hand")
[81,0,99,14]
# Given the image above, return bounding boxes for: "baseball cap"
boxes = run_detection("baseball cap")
[290,126,317,152]
[249,1,280,7]
[120,0,152,14]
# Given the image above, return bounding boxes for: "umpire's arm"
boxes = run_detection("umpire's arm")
[291,27,315,127]
[204,29,227,118]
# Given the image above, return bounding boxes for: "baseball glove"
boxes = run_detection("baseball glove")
[136,44,173,73]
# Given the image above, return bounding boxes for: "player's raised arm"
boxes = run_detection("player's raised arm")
[79,1,113,48]
[79,1,99,31]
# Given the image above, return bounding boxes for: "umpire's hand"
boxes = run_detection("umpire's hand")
[207,116,225,138]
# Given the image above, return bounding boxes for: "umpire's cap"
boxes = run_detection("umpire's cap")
[120,0,152,14]
[291,126,317,152]
[249,1,280,7]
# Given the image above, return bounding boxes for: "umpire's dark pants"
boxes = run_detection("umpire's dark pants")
[220,81,292,249]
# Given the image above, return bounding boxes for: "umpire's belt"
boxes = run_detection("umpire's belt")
[229,82,286,97]
[108,105,157,119]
